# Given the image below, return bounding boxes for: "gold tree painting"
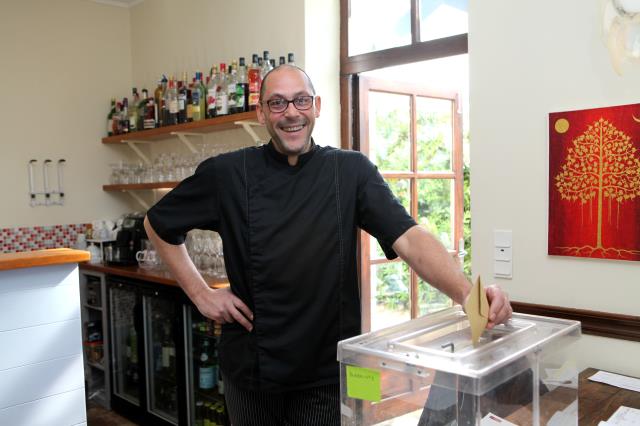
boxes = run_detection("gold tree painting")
[549,103,640,261]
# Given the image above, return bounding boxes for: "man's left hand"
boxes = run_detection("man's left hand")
[485,285,512,329]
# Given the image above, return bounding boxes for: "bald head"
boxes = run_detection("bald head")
[259,64,316,102]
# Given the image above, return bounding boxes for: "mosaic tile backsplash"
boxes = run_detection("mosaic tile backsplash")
[1,223,90,253]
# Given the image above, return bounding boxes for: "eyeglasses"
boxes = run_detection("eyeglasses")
[263,96,314,113]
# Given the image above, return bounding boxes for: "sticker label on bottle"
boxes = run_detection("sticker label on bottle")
[199,366,215,389]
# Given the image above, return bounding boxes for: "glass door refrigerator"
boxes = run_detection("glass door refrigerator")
[108,279,145,423]
[108,277,188,425]
[143,287,184,425]
[186,306,229,426]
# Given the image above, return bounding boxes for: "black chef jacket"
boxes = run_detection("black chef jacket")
[147,140,416,392]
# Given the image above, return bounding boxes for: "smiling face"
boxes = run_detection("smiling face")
[257,66,321,163]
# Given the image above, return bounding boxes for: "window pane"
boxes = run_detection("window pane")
[418,179,454,249]
[349,0,411,56]
[417,96,453,171]
[420,0,468,42]
[369,91,411,172]
[418,278,452,316]
[370,178,411,259]
[370,261,411,331]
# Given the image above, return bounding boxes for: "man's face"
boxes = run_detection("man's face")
[257,67,321,157]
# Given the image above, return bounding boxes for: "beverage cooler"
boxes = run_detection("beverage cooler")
[107,276,228,425]
[108,277,188,425]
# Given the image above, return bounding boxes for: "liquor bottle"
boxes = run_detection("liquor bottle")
[129,88,139,132]
[279,56,286,66]
[191,72,203,122]
[138,89,149,130]
[269,58,276,69]
[199,72,207,120]
[227,63,238,114]
[215,63,229,116]
[143,89,156,130]
[186,78,194,122]
[206,67,218,119]
[288,52,295,66]
[154,76,167,127]
[262,50,273,75]
[114,102,123,135]
[107,98,116,136]
[198,338,215,390]
[178,72,188,124]
[165,77,178,126]
[248,54,261,111]
[236,57,248,113]
[121,98,130,134]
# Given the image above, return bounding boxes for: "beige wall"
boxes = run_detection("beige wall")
[0,0,341,229]
[470,0,640,376]
[0,0,136,228]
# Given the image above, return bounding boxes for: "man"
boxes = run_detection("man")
[144,65,512,425]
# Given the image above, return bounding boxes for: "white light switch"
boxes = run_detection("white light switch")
[494,230,512,279]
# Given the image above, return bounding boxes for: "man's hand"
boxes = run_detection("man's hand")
[194,286,254,332]
[484,285,512,329]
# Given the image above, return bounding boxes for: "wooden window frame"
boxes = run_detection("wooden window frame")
[340,0,469,332]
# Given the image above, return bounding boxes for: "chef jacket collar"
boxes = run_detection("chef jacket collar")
[266,139,317,168]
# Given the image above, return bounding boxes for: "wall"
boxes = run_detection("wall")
[0,0,136,229]
[470,0,640,376]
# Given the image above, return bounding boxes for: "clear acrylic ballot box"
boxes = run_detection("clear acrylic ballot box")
[338,306,581,425]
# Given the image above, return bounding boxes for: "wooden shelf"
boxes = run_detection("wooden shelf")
[102,111,258,144]
[103,182,180,191]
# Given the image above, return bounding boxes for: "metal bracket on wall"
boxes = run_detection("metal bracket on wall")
[170,132,205,154]
[235,121,264,145]
[124,140,152,166]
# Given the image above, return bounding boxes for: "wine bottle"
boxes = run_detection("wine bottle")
[165,77,178,126]
[198,338,215,390]
[215,63,229,116]
[178,71,188,124]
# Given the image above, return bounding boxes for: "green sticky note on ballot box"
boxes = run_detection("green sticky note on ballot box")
[338,306,581,425]
[346,365,381,402]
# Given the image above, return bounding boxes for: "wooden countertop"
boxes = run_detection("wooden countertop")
[0,248,91,272]
[80,262,229,289]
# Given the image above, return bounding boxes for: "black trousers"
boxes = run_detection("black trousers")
[224,376,340,426]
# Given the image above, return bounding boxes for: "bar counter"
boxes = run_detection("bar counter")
[0,248,90,426]
[80,262,229,289]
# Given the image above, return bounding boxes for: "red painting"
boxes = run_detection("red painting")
[548,103,640,261]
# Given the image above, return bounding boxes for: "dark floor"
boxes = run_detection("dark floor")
[87,402,138,426]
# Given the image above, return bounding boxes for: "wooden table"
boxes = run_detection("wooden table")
[505,367,640,425]
[578,368,640,425]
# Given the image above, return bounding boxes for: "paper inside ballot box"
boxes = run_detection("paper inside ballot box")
[464,276,489,345]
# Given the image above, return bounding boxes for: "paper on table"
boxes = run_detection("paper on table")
[480,412,518,425]
[464,276,489,345]
[599,406,640,425]
[589,371,640,393]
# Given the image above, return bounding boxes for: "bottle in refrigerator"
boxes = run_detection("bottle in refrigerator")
[198,338,215,390]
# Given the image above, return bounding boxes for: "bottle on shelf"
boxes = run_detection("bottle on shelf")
[279,56,286,66]
[142,89,157,130]
[227,62,238,114]
[216,63,229,116]
[121,98,130,134]
[178,72,188,124]
[165,77,179,126]
[107,98,116,137]
[288,52,295,66]
[269,58,276,69]
[191,72,204,122]
[206,66,218,119]
[129,88,140,133]
[237,57,248,113]
[248,54,261,111]
[154,76,167,128]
